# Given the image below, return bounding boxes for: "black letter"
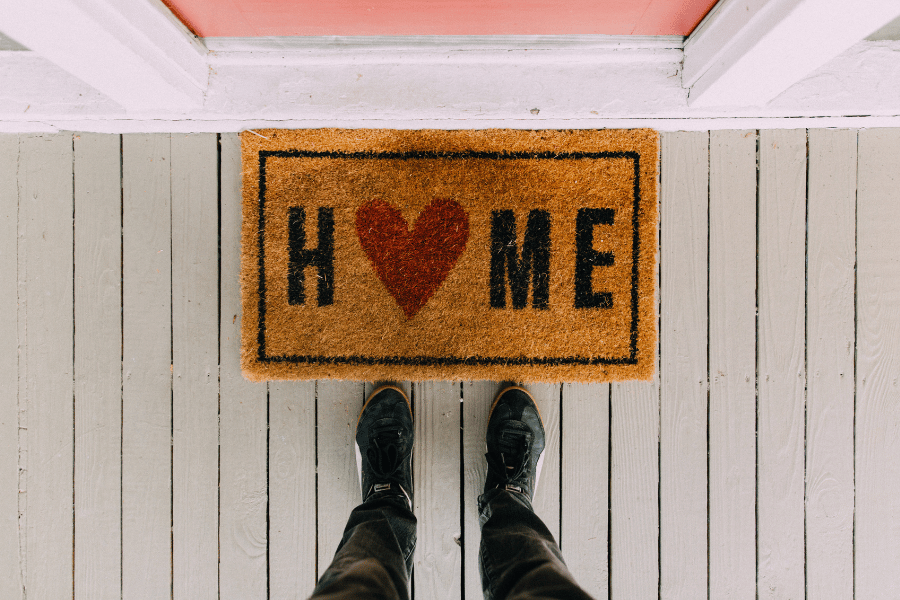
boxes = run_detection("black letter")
[490,209,551,309]
[288,207,334,306]
[574,208,614,308]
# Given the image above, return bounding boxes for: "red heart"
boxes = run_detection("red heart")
[356,198,469,319]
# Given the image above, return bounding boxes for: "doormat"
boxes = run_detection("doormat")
[241,129,658,382]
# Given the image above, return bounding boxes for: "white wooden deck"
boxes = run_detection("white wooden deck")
[1,129,898,600]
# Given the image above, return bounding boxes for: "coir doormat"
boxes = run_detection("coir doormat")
[241,129,658,382]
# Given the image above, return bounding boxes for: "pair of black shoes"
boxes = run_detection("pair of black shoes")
[355,385,545,508]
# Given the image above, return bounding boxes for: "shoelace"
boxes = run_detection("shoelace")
[487,426,533,487]
[366,425,411,486]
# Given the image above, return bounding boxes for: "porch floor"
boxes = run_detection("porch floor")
[1,129,898,600]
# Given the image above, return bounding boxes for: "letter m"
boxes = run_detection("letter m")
[490,209,551,309]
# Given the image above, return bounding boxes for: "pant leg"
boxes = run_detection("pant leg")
[310,494,416,600]
[478,489,595,600]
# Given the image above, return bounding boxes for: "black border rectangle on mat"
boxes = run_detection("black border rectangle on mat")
[255,150,642,366]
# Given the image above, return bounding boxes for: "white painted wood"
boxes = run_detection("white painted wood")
[412,381,462,600]
[708,129,757,600]
[269,381,317,599]
[317,381,367,579]
[3,126,895,600]
[8,39,900,132]
[19,133,74,600]
[529,383,561,546]
[806,128,856,600]
[14,133,27,600]
[0,135,23,600]
[0,51,123,121]
[868,13,900,39]
[121,133,172,600]
[3,0,206,111]
[171,133,218,600]
[684,0,900,106]
[756,128,807,600]
[8,0,205,111]
[610,380,659,600]
[462,380,498,600]
[205,35,686,53]
[658,131,708,600]
[73,132,121,600]
[855,127,900,600]
[561,383,609,600]
[219,132,269,600]
[0,32,28,51]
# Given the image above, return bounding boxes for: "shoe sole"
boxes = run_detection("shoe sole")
[487,385,545,497]
[355,384,413,500]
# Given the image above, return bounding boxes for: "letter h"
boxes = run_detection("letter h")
[288,207,334,306]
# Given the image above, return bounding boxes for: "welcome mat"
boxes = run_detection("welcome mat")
[241,129,658,382]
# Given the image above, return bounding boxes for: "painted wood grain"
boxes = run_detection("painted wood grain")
[317,380,367,579]
[171,133,219,600]
[15,133,28,600]
[561,383,609,600]
[0,135,22,600]
[805,128,856,600]
[219,132,269,600]
[462,380,499,600]
[709,129,757,600]
[73,132,122,600]
[658,130,709,600]
[611,380,659,600]
[855,127,900,600]
[757,128,807,600]
[529,383,561,545]
[412,381,462,600]
[122,133,172,600]
[19,133,74,600]
[269,380,317,599]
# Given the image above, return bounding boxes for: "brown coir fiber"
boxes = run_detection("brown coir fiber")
[241,129,658,382]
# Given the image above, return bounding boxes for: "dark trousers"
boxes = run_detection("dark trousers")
[309,489,594,600]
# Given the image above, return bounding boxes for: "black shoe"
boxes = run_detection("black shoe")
[483,386,545,501]
[356,385,414,507]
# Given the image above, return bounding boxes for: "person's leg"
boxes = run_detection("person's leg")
[478,386,594,600]
[310,385,416,600]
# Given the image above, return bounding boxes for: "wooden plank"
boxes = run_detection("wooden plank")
[756,128,807,600]
[0,135,22,600]
[805,128,856,600]
[561,383,609,600]
[530,383,561,545]
[19,133,74,600]
[122,133,172,600]
[171,133,219,600]
[219,132,269,600]
[269,381,316,599]
[610,380,660,600]
[73,132,121,600]
[658,130,708,600]
[15,133,28,600]
[855,127,900,600]
[708,129,757,600]
[412,381,462,600]
[317,380,367,579]
[462,380,497,600]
